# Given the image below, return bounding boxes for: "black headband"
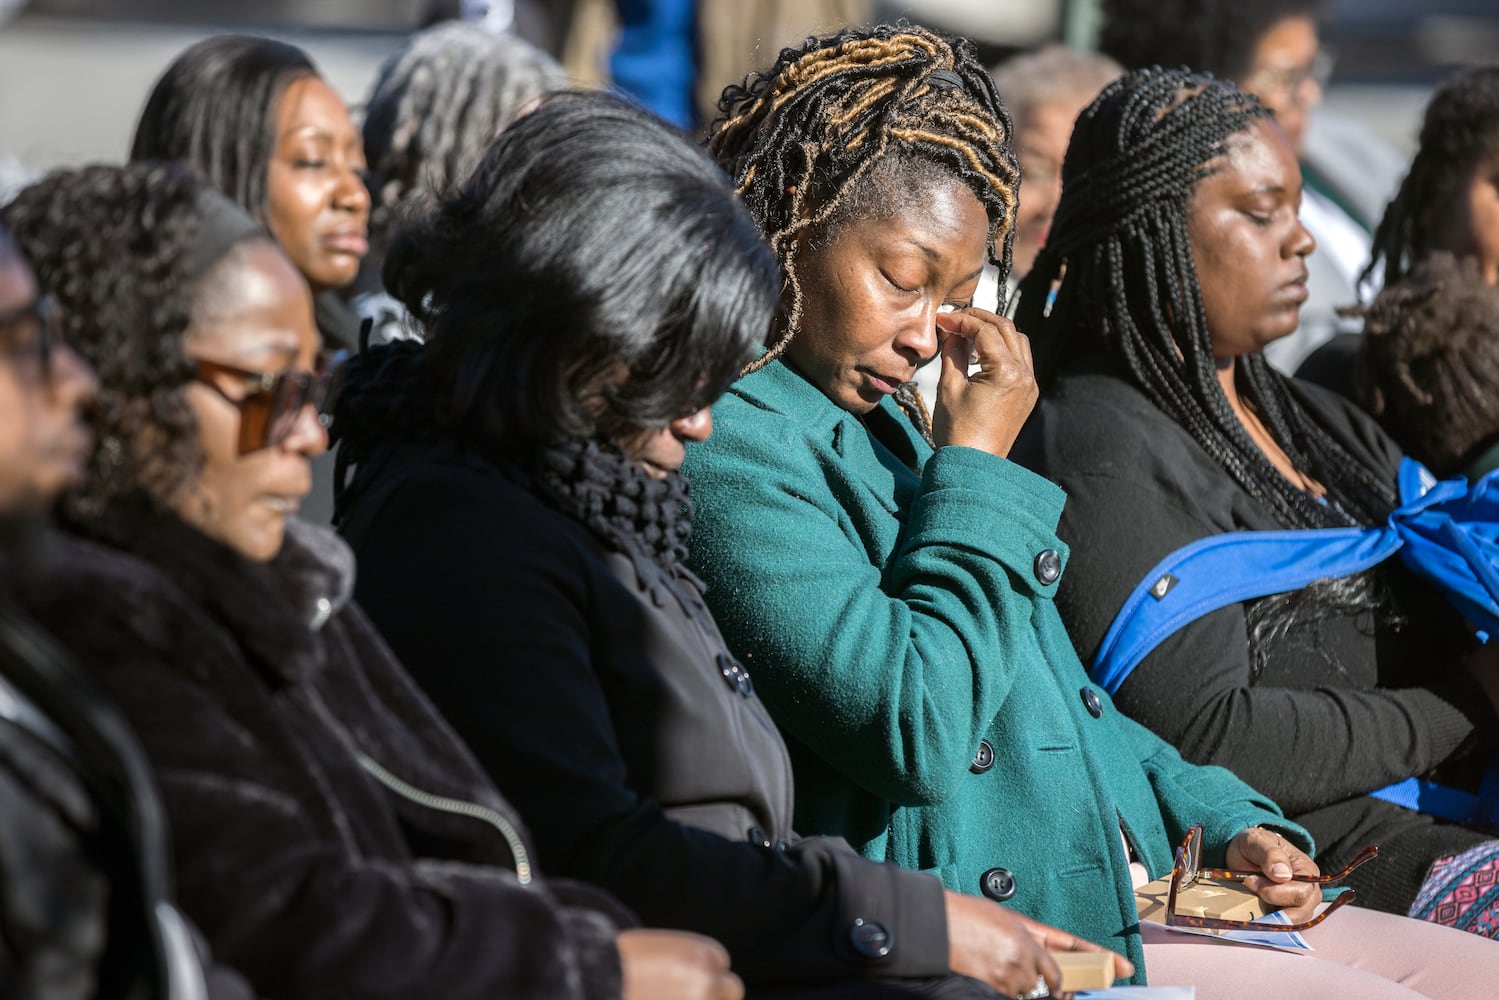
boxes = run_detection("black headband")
[185,188,266,278]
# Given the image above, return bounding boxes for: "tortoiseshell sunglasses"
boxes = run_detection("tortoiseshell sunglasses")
[1167,824,1378,934]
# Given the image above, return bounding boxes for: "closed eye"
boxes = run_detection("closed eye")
[882,271,920,295]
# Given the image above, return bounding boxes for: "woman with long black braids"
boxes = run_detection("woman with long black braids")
[1015,66,1499,942]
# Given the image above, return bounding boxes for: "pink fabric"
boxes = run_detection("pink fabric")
[1410,841,1499,937]
[1141,904,1499,999]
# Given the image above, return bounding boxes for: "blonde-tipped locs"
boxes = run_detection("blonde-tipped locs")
[706,24,1021,374]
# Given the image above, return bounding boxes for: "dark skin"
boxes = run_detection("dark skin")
[1188,118,1317,494]
[789,175,1129,994]
[789,176,1040,460]
[0,247,97,512]
[264,76,371,294]
[1236,15,1323,155]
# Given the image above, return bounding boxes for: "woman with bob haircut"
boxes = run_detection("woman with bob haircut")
[130,34,370,351]
[1014,64,1499,952]
[3,160,741,1000]
[683,25,1499,997]
[335,88,1109,1000]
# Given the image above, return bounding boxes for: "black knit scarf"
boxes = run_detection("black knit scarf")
[529,439,705,610]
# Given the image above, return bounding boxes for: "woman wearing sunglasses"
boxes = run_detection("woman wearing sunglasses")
[1,162,741,1000]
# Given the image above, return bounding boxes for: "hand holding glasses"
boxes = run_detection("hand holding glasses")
[1167,824,1378,934]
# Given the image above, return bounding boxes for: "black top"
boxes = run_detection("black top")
[338,437,951,988]
[314,291,362,353]
[1014,369,1498,910]
[1294,332,1360,403]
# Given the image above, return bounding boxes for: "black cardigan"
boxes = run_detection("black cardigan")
[338,439,952,988]
[1015,369,1499,912]
[20,504,627,1000]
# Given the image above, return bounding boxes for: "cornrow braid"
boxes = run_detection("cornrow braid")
[1364,65,1499,290]
[1016,67,1395,529]
[706,23,1020,376]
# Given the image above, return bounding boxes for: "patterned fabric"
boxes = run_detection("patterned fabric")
[1410,840,1499,938]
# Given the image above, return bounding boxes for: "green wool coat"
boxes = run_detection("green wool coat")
[683,359,1312,981]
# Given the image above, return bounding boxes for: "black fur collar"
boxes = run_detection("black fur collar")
[63,498,356,686]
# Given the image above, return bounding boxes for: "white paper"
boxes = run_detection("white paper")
[1157,907,1313,950]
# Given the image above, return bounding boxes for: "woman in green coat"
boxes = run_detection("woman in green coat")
[685,24,1497,997]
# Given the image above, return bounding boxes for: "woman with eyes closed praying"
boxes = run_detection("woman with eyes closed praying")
[1,161,740,1000]
[1013,66,1499,947]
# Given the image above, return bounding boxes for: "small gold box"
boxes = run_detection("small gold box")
[1135,875,1271,925]
[1051,950,1118,991]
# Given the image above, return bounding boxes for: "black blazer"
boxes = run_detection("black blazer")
[340,440,950,988]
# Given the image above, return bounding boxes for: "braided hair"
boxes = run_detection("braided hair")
[361,22,567,256]
[706,23,1020,375]
[1364,65,1499,290]
[1015,67,1395,530]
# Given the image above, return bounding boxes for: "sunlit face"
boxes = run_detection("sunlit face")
[1187,119,1317,360]
[1013,98,1086,278]
[0,251,96,514]
[787,176,990,415]
[618,407,714,480]
[264,76,370,294]
[1238,15,1323,155]
[176,240,325,562]
[1431,146,1499,286]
